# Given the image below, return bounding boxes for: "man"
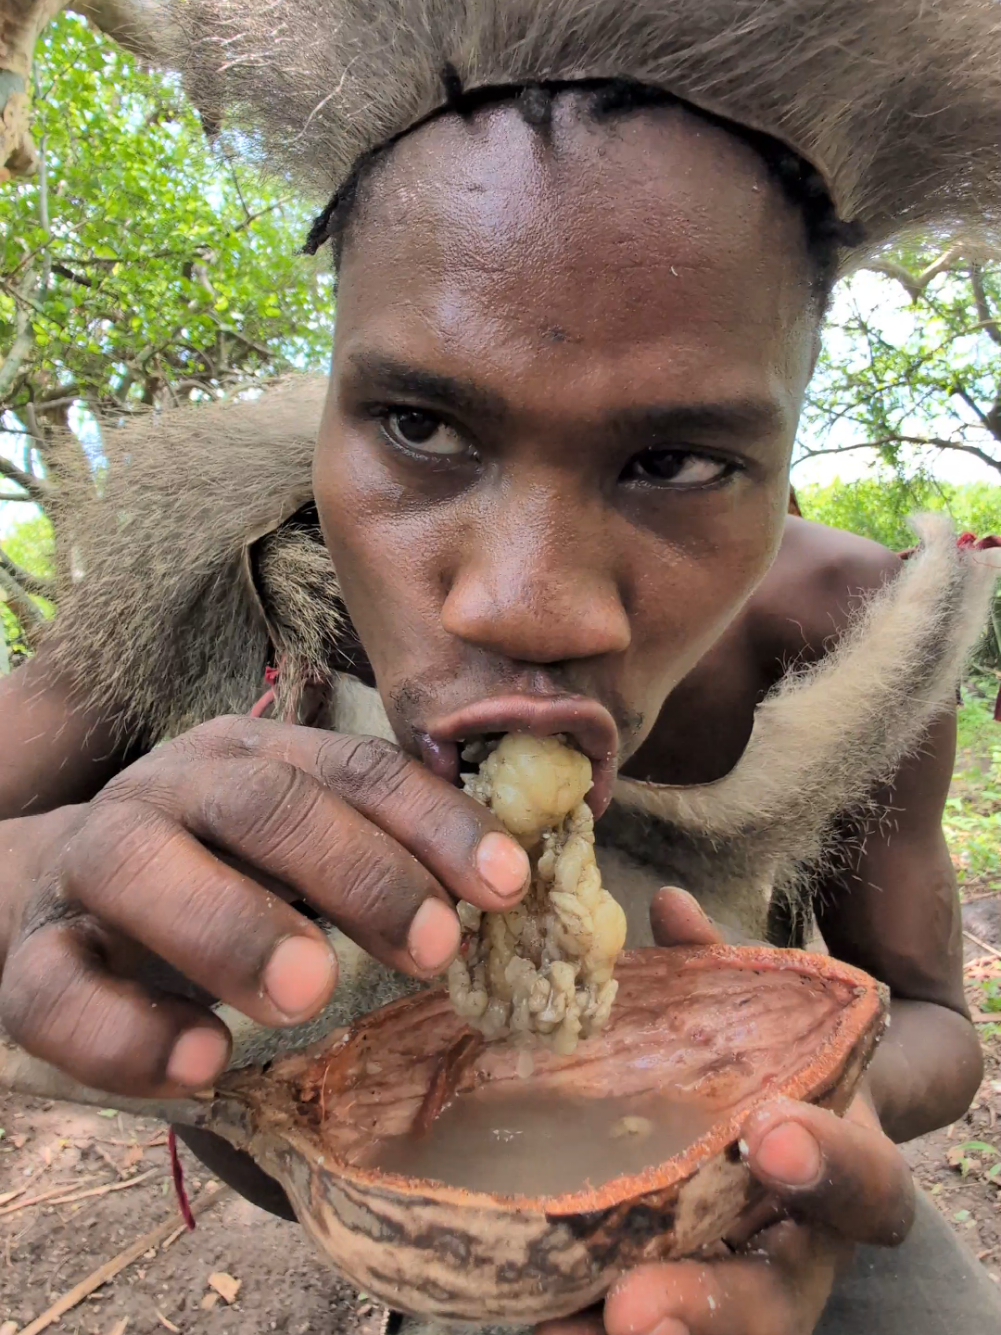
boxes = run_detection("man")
[3,2,1001,1331]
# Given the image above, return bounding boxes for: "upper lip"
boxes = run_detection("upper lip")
[418,694,620,818]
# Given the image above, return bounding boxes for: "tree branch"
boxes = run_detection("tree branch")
[51,261,94,288]
[0,455,48,503]
[0,547,54,598]
[229,195,294,235]
[969,264,1001,348]
[0,566,45,644]
[862,245,966,304]
[794,434,1001,476]
[865,261,920,303]
[0,269,39,399]
[916,245,966,291]
[949,383,1001,442]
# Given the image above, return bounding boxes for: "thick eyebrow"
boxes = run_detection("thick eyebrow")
[607,400,787,444]
[347,351,784,442]
[346,352,510,424]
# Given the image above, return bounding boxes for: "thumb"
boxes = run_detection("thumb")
[650,886,726,948]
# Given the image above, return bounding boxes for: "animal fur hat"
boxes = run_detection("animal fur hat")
[172,0,1001,269]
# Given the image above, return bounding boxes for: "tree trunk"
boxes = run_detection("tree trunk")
[0,0,66,181]
[2,0,173,182]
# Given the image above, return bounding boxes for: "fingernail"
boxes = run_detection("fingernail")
[649,1321,690,1335]
[755,1121,823,1187]
[263,935,337,1018]
[408,898,461,972]
[476,832,530,901]
[166,1027,230,1089]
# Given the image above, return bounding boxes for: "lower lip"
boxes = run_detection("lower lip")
[420,735,462,786]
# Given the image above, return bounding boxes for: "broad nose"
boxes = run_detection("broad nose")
[440,482,631,663]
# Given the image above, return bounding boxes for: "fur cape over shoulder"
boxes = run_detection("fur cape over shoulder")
[40,378,1001,932]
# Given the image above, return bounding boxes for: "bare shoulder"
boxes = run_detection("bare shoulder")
[750,516,903,666]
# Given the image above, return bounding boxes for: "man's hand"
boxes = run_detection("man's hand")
[0,716,530,1100]
[537,888,916,1335]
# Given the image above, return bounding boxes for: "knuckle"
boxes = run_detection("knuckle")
[187,713,260,756]
[328,734,413,805]
[203,755,298,828]
[209,758,324,860]
[61,798,169,905]
[334,838,428,937]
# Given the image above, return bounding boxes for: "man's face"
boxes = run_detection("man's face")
[314,96,819,803]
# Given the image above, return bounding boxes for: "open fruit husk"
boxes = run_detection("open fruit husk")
[198,944,886,1326]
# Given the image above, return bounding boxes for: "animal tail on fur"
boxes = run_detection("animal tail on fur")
[616,514,1001,844]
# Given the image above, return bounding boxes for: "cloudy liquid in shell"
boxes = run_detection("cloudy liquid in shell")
[368,1087,718,1197]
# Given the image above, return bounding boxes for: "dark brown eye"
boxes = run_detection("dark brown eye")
[383,409,465,456]
[623,449,734,486]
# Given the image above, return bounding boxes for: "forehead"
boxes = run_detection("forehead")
[333,99,816,411]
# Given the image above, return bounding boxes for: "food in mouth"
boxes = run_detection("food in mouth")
[448,733,628,1054]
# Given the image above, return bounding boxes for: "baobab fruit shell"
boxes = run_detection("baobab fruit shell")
[213,946,887,1326]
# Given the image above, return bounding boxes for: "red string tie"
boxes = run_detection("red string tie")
[167,1128,196,1231]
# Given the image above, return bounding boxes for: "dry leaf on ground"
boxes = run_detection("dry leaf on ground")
[200,1293,220,1311]
[208,1271,241,1304]
[154,1309,180,1332]
[106,1320,129,1335]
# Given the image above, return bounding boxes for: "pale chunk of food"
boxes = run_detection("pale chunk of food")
[449,733,627,1054]
[463,733,592,846]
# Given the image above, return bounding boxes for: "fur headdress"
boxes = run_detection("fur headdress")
[172,0,1001,268]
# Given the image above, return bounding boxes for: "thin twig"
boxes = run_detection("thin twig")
[0,1176,104,1218]
[16,1183,229,1335]
[964,929,1001,961]
[0,1169,157,1217]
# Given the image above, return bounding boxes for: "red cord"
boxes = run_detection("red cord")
[249,686,276,718]
[167,1128,196,1231]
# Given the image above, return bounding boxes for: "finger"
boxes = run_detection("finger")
[649,887,726,948]
[1,917,231,1097]
[62,796,341,1026]
[90,754,469,982]
[741,1097,916,1247]
[172,718,531,911]
[604,1222,841,1335]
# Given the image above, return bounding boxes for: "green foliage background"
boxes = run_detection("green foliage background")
[798,477,1001,550]
[1,11,332,414]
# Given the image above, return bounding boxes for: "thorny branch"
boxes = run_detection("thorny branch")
[0,565,45,642]
[0,455,49,502]
[0,547,54,598]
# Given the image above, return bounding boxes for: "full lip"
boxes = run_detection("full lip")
[417,694,620,818]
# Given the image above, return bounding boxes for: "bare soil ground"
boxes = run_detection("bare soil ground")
[0,1094,385,1335]
[3,897,1001,1334]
